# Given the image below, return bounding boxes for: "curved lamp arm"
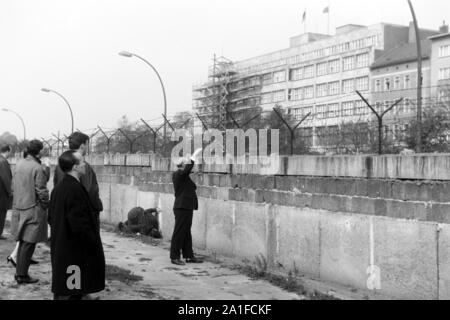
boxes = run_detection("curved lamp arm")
[41,88,74,134]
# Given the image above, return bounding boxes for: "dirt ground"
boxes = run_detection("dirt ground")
[0,223,302,300]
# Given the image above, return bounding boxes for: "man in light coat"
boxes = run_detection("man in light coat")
[12,140,49,284]
[0,144,12,240]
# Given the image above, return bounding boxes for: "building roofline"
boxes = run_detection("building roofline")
[370,56,429,70]
[429,33,450,40]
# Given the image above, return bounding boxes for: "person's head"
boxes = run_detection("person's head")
[68,132,89,156]
[59,150,86,177]
[0,144,11,158]
[26,140,44,159]
[175,157,190,170]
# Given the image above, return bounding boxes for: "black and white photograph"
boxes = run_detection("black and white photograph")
[1,0,450,307]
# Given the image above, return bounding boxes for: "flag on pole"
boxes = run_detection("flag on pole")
[302,10,306,23]
[323,6,329,14]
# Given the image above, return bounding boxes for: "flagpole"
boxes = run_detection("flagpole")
[327,8,330,35]
[304,10,307,33]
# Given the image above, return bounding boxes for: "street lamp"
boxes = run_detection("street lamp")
[119,51,168,155]
[41,88,74,134]
[2,108,26,141]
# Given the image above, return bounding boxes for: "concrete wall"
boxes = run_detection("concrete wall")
[94,165,450,300]
[9,154,450,299]
[90,153,450,180]
[11,153,450,181]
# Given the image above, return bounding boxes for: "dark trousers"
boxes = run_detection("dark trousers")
[170,209,194,260]
[16,240,36,277]
[0,206,6,237]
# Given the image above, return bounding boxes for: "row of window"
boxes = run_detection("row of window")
[239,35,380,76]
[290,100,370,120]
[439,68,450,80]
[289,98,416,121]
[286,35,378,66]
[288,53,370,82]
[439,45,450,58]
[374,99,414,114]
[375,75,412,92]
[261,76,370,104]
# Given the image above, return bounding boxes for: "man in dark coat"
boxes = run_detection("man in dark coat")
[48,150,105,300]
[0,144,12,240]
[170,148,203,265]
[53,132,102,222]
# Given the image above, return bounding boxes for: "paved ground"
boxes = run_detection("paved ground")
[0,225,301,300]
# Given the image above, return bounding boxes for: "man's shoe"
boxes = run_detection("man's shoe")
[171,259,186,266]
[186,257,204,263]
[7,256,17,268]
[16,275,39,285]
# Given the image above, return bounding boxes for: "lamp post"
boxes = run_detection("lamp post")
[41,88,74,134]
[2,108,26,140]
[119,51,168,155]
[407,0,423,153]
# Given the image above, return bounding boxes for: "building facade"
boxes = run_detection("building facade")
[193,22,440,151]
[370,40,432,144]
[430,30,450,102]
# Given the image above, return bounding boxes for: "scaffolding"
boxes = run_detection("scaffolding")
[193,54,263,129]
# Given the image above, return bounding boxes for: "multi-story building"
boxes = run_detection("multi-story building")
[193,22,440,151]
[430,25,450,102]
[368,23,448,145]
[370,39,432,143]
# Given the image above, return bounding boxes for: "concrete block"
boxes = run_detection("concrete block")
[205,199,234,257]
[261,190,289,206]
[431,183,450,203]
[402,182,428,202]
[196,186,211,199]
[232,202,267,261]
[427,204,450,224]
[351,197,376,215]
[392,182,406,201]
[373,217,438,300]
[191,198,207,250]
[274,176,296,191]
[136,191,157,210]
[216,187,229,201]
[438,224,450,300]
[367,180,382,198]
[110,184,138,224]
[158,193,175,240]
[312,194,351,213]
[275,206,321,277]
[379,181,394,199]
[289,193,313,208]
[219,175,230,188]
[99,183,111,223]
[385,200,427,221]
[353,179,368,197]
[212,175,221,187]
[329,178,356,196]
[319,211,371,290]
[252,176,275,190]
[228,188,248,202]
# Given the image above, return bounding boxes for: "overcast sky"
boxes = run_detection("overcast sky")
[1,0,449,139]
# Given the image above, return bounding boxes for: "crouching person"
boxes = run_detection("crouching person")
[48,150,105,300]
